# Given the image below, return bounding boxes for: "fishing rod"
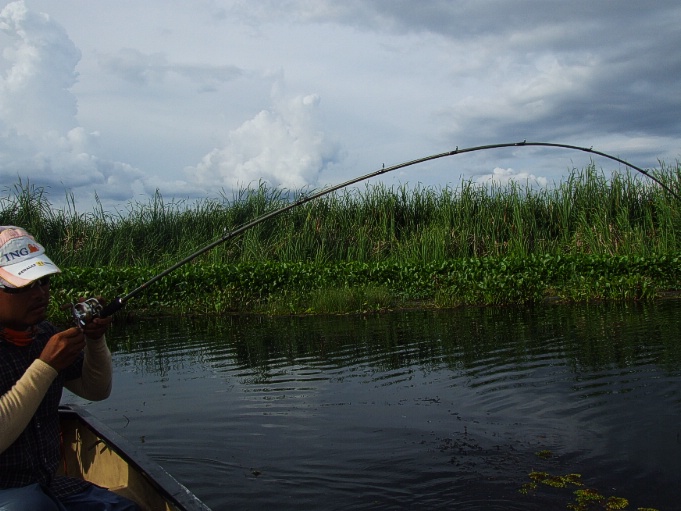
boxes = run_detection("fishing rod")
[71,140,679,327]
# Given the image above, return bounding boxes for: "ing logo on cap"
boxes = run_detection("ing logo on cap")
[28,244,40,253]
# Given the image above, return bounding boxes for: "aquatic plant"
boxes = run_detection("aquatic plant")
[520,456,660,511]
[4,163,681,317]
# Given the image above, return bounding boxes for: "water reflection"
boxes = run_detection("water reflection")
[75,301,681,510]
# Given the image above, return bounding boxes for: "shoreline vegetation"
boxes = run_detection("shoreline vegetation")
[2,162,681,323]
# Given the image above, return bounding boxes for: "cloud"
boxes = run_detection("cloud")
[185,86,341,191]
[1,1,341,205]
[100,48,243,91]
[1,0,679,210]
[475,167,548,188]
[0,1,145,204]
[209,1,680,181]
[0,0,79,135]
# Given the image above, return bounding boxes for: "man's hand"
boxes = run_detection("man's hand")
[82,315,113,341]
[39,328,86,371]
[67,297,113,339]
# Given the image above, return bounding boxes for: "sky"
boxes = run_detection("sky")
[1,0,680,211]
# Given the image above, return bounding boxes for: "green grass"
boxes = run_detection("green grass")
[2,162,681,319]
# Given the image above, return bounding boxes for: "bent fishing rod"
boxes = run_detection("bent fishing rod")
[71,140,679,327]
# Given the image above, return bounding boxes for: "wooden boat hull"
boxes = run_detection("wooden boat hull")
[59,404,211,511]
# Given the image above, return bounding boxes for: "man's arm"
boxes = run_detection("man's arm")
[0,360,57,453]
[64,335,112,401]
[1,326,89,453]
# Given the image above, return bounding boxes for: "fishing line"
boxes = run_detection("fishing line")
[71,140,679,326]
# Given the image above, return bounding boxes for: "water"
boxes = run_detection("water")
[69,301,681,510]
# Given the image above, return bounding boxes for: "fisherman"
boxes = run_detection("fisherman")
[0,226,138,510]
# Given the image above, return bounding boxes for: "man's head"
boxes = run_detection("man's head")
[0,226,61,329]
[0,226,61,288]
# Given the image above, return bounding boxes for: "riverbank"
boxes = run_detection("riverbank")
[3,163,681,322]
[47,253,681,323]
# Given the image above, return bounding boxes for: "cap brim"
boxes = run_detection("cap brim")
[0,254,61,288]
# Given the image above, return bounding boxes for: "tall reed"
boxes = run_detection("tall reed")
[1,163,680,269]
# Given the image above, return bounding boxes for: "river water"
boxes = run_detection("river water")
[68,300,681,510]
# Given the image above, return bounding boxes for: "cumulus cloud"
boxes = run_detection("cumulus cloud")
[0,1,144,203]
[230,0,681,169]
[0,0,79,135]
[475,167,548,188]
[185,88,340,191]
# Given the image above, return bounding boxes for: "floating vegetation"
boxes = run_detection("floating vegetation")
[519,470,583,493]
[520,454,659,511]
[535,449,555,460]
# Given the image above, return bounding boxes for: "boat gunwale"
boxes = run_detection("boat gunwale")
[59,403,211,511]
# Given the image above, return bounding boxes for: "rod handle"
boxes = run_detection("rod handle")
[99,297,125,318]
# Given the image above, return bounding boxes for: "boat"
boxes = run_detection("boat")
[58,404,211,511]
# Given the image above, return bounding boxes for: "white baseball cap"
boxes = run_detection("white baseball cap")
[0,226,61,289]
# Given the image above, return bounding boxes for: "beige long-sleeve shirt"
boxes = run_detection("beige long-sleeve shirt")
[0,336,112,454]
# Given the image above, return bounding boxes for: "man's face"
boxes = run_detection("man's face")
[0,280,51,329]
